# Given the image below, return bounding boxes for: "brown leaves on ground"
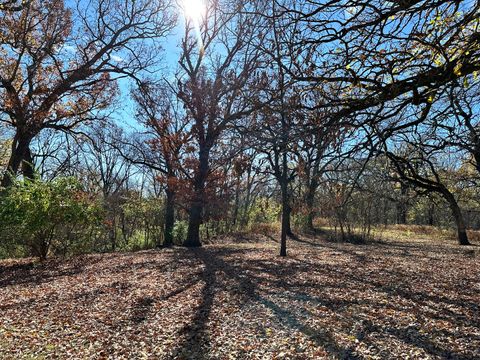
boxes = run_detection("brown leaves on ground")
[0,234,479,359]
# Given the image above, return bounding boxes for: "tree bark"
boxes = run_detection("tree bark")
[22,145,35,180]
[305,183,317,231]
[184,147,209,247]
[185,203,202,247]
[396,183,408,224]
[396,203,407,225]
[1,134,34,188]
[280,153,288,257]
[444,191,470,245]
[240,173,253,227]
[428,201,435,226]
[232,176,241,228]
[109,212,117,252]
[285,203,295,238]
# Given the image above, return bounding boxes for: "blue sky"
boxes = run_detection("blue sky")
[113,27,183,133]
[63,0,189,133]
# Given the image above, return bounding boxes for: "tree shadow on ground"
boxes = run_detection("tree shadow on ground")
[295,226,479,261]
[171,243,479,359]
[130,296,155,323]
[0,257,94,287]
[172,247,356,359]
[1,237,478,358]
[169,248,220,359]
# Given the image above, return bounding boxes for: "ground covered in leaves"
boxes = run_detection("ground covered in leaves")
[1,231,479,359]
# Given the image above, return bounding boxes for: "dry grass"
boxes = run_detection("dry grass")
[250,222,282,237]
[466,230,480,243]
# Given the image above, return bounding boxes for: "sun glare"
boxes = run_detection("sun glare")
[181,0,207,55]
[182,0,207,23]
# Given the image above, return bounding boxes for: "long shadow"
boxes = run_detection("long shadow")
[310,262,480,331]
[130,296,155,324]
[108,259,176,274]
[171,248,221,359]
[383,325,478,360]
[203,246,478,358]
[307,226,479,254]
[293,235,372,264]
[0,257,93,287]
[2,240,478,358]
[0,249,180,288]
[305,227,365,244]
[295,227,479,270]
[172,247,355,359]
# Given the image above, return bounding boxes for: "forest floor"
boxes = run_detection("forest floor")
[0,229,479,359]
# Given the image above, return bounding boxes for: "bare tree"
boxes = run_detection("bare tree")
[132,81,190,247]
[0,0,175,187]
[379,137,471,245]
[175,0,266,247]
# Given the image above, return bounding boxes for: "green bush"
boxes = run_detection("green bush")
[0,177,101,259]
[173,220,189,244]
[120,196,164,249]
[247,198,281,226]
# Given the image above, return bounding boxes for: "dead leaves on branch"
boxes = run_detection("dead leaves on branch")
[0,236,479,359]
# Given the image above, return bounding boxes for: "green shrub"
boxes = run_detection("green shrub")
[247,198,281,226]
[120,196,164,249]
[173,220,189,244]
[0,177,101,259]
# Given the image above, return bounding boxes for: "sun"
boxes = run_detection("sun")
[182,0,207,23]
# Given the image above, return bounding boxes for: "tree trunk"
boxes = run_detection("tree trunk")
[396,183,408,224]
[240,176,253,227]
[163,188,175,247]
[444,192,470,245]
[22,145,35,180]
[306,209,314,231]
[285,203,295,238]
[428,201,435,226]
[280,153,288,257]
[109,216,117,252]
[185,147,209,247]
[396,200,407,225]
[185,203,202,247]
[1,134,34,188]
[232,177,241,228]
